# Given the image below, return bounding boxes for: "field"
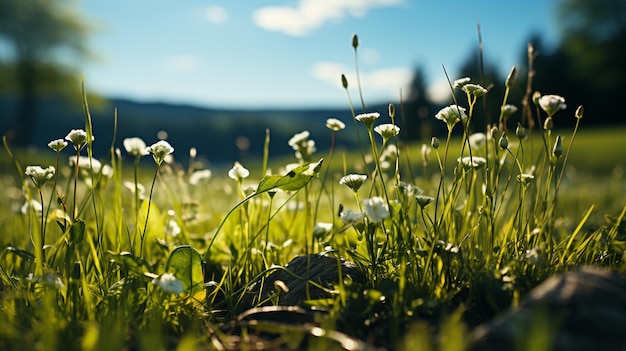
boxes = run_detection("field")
[1,73,626,350]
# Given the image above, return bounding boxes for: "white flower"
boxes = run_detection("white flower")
[453,77,471,88]
[538,95,566,116]
[468,133,487,150]
[325,118,345,131]
[65,129,94,151]
[313,222,333,237]
[435,105,467,129]
[374,124,400,140]
[461,83,488,97]
[123,181,146,199]
[288,131,310,149]
[302,158,323,177]
[146,140,174,166]
[415,195,435,208]
[228,161,249,181]
[68,156,112,178]
[165,219,181,238]
[48,139,68,152]
[339,174,367,192]
[500,104,518,120]
[21,199,42,215]
[123,137,148,157]
[189,169,212,185]
[458,156,487,170]
[152,273,184,294]
[339,209,365,224]
[355,112,380,128]
[361,196,390,223]
[517,173,535,186]
[25,166,55,188]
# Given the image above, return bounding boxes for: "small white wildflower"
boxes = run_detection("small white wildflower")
[374,124,400,140]
[526,247,542,266]
[468,133,487,150]
[339,209,365,224]
[228,161,249,181]
[453,77,471,88]
[65,129,94,151]
[462,83,488,97]
[325,118,345,132]
[339,174,367,192]
[152,273,184,294]
[538,95,566,116]
[355,112,380,129]
[500,104,518,120]
[458,156,487,170]
[361,196,390,223]
[288,131,310,149]
[517,173,535,186]
[435,105,467,130]
[189,169,212,185]
[123,181,146,199]
[165,219,181,238]
[302,158,323,177]
[21,199,42,215]
[415,195,435,208]
[27,273,65,290]
[25,166,55,189]
[123,137,148,157]
[48,139,68,152]
[313,222,333,238]
[146,140,174,166]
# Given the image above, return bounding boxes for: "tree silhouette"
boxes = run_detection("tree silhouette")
[0,0,89,146]
[552,0,626,124]
[456,49,506,132]
[401,66,434,141]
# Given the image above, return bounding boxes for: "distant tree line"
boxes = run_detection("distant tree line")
[400,0,626,141]
[1,0,625,148]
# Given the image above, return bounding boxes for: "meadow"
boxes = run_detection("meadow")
[1,39,626,351]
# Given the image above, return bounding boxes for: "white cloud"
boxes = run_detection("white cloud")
[312,61,412,94]
[205,5,228,24]
[253,0,403,36]
[427,77,453,104]
[165,55,200,73]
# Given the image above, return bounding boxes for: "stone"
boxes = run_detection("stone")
[245,253,367,307]
[467,266,626,351]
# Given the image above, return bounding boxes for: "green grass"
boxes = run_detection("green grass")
[1,43,626,351]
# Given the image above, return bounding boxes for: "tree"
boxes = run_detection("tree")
[0,0,89,146]
[401,66,434,141]
[553,0,626,124]
[456,48,506,132]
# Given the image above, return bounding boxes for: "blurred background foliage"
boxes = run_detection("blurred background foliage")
[0,0,625,162]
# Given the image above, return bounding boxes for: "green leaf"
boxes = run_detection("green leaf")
[256,158,323,193]
[106,251,152,277]
[69,219,86,244]
[6,247,36,261]
[165,245,205,300]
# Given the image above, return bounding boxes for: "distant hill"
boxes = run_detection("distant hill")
[0,96,386,165]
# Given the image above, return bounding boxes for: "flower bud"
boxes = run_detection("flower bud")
[575,105,584,119]
[532,91,541,106]
[505,66,517,88]
[499,132,509,150]
[388,103,395,119]
[352,34,359,49]
[515,123,528,139]
[431,137,440,149]
[341,74,348,89]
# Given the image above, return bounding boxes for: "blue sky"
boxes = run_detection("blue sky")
[78,0,560,109]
